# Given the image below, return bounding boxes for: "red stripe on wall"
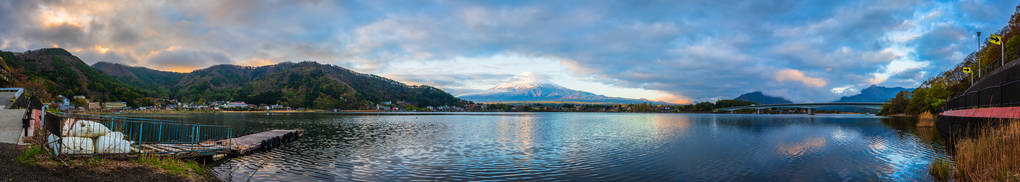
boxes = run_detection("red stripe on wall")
[941,107,1020,119]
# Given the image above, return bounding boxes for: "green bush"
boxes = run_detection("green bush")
[16,145,44,166]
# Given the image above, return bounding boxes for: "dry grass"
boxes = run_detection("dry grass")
[944,120,1020,181]
[930,158,951,181]
[917,112,937,128]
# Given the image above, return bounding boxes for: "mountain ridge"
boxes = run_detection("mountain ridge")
[92,62,185,96]
[0,48,462,109]
[0,48,152,105]
[94,60,464,109]
[834,85,912,103]
[733,91,793,104]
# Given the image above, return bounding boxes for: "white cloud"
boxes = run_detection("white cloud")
[830,85,859,96]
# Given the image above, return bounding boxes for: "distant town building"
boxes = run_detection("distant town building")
[88,102,101,110]
[269,104,285,110]
[102,102,127,110]
[222,101,249,108]
[56,95,72,111]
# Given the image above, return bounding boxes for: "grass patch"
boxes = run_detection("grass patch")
[16,145,44,166]
[84,157,105,166]
[134,154,207,178]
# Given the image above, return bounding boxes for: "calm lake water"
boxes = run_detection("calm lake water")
[131,112,946,181]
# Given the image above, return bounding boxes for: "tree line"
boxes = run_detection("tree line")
[881,5,1020,115]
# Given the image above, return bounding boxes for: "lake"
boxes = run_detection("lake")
[130,112,946,181]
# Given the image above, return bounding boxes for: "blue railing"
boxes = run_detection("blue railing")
[0,87,24,98]
[47,112,233,156]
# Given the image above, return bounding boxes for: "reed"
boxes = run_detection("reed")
[929,158,951,181]
[944,120,1020,181]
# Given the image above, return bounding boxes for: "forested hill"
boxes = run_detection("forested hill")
[94,60,464,109]
[734,91,792,104]
[835,85,911,102]
[92,62,185,96]
[1,48,464,109]
[0,48,152,105]
[165,62,463,109]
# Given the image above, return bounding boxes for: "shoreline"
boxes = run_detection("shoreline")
[0,144,218,182]
[83,108,877,114]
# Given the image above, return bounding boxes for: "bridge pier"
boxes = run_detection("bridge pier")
[756,109,761,114]
[730,110,734,114]
[808,108,815,115]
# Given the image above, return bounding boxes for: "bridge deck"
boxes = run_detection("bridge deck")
[718,102,885,111]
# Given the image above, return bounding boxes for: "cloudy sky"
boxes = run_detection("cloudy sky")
[1,0,1017,104]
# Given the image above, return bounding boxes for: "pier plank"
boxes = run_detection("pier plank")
[229,129,304,154]
[129,129,302,157]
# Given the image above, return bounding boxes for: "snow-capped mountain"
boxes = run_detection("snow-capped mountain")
[459,81,662,104]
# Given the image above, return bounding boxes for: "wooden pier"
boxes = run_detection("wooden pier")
[50,114,304,158]
[135,129,304,157]
[228,129,304,154]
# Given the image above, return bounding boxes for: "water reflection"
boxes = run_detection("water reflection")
[125,113,946,181]
[777,137,827,157]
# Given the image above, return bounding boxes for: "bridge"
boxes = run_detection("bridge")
[716,102,885,115]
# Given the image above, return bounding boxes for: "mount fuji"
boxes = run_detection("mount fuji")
[458,80,663,104]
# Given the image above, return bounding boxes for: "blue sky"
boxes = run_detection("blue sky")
[0,0,1018,104]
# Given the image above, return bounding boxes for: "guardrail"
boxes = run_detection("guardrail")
[946,58,1020,110]
[44,112,232,157]
[0,87,24,99]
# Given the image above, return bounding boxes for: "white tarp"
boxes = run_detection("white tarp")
[68,120,111,138]
[104,132,125,140]
[60,137,94,154]
[47,134,61,155]
[94,135,131,153]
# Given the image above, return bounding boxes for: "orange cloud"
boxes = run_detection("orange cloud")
[240,58,277,67]
[161,66,198,73]
[774,69,826,87]
[93,45,110,54]
[40,7,83,28]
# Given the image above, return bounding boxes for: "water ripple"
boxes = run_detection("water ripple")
[171,113,950,181]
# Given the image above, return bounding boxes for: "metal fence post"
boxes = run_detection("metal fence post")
[138,122,143,153]
[228,128,232,152]
[157,123,163,142]
[191,125,197,150]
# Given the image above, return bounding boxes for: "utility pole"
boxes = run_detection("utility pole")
[978,32,982,78]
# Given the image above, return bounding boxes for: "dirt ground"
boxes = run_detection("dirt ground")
[0,144,218,182]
